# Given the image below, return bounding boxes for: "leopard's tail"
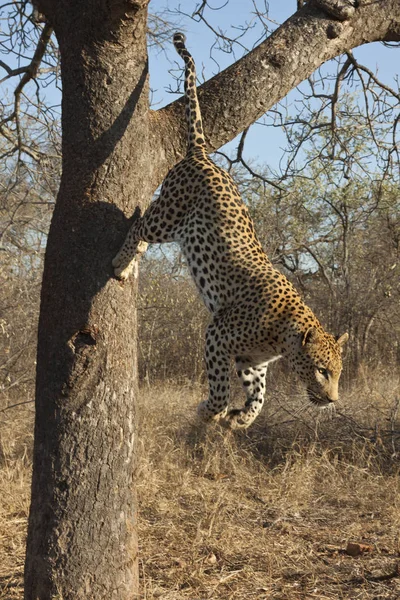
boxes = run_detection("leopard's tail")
[173,32,206,152]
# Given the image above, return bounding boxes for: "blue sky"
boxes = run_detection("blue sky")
[148,0,399,171]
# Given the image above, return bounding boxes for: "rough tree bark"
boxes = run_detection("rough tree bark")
[24,1,151,598]
[25,1,400,598]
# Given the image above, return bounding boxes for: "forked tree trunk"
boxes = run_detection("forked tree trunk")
[24,2,151,598]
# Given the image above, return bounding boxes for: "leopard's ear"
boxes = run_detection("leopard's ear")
[336,332,349,348]
[302,327,319,347]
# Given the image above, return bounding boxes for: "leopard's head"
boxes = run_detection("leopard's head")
[294,328,348,407]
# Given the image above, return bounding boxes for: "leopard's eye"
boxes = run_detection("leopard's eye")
[318,367,329,378]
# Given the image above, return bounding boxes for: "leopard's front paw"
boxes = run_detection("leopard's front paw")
[113,242,148,280]
[113,263,135,281]
[112,252,137,280]
[115,263,137,281]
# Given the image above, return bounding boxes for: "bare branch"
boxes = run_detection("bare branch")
[151,0,400,179]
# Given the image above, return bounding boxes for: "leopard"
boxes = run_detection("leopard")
[112,32,348,430]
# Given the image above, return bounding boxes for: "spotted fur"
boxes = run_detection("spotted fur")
[112,32,348,429]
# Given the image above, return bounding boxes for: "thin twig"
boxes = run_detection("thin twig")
[0,400,34,413]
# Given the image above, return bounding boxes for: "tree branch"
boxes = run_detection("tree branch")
[0,21,54,161]
[150,0,400,183]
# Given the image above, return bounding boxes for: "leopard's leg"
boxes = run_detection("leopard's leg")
[223,358,268,430]
[112,218,148,280]
[197,323,230,423]
[112,194,181,280]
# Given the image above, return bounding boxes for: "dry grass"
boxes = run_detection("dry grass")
[0,374,399,599]
[0,402,33,600]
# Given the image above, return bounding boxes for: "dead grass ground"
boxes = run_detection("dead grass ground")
[0,401,33,599]
[0,374,399,599]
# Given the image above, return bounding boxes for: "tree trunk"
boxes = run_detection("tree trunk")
[24,2,150,598]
